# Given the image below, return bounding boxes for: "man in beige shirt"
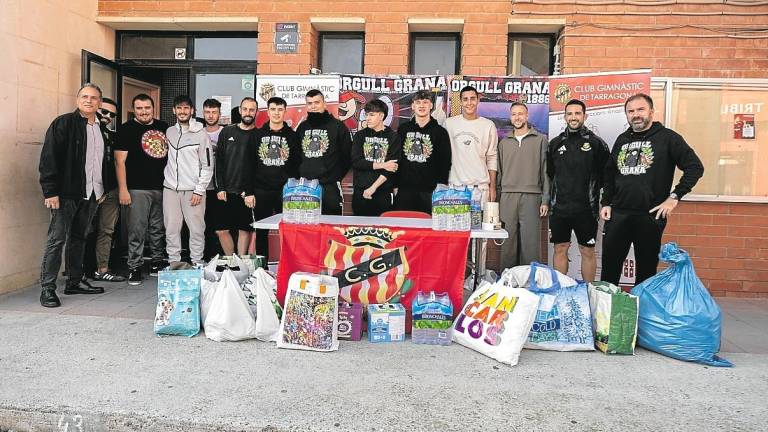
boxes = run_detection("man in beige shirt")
[445,85,498,205]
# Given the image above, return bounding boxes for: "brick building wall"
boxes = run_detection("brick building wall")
[97,0,768,297]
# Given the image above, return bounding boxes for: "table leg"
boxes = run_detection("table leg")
[470,237,487,291]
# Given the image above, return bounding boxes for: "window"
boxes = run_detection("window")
[409,33,460,75]
[507,35,553,76]
[319,33,364,74]
[668,81,768,198]
[120,35,188,60]
[194,37,258,61]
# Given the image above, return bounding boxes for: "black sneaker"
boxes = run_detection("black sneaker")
[128,268,143,285]
[149,261,168,277]
[40,289,61,308]
[93,270,126,282]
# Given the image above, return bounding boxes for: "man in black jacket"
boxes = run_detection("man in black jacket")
[38,83,110,307]
[215,97,258,256]
[601,93,704,285]
[295,89,352,215]
[394,90,451,213]
[547,99,610,282]
[351,99,401,216]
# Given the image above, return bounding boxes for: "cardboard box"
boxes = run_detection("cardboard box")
[367,303,406,343]
[338,302,363,341]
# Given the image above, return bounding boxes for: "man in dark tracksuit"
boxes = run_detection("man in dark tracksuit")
[38,83,110,307]
[601,93,704,285]
[295,89,352,215]
[395,90,451,214]
[250,96,300,260]
[351,99,402,216]
[547,99,610,282]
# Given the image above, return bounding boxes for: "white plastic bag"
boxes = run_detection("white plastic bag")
[277,272,339,352]
[452,280,540,366]
[244,268,282,342]
[499,264,576,289]
[200,258,219,325]
[204,269,258,342]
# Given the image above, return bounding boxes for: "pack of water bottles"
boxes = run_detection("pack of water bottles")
[412,291,453,345]
[431,184,471,231]
[282,177,322,224]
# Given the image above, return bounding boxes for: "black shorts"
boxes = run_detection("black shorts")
[213,193,254,232]
[549,211,598,247]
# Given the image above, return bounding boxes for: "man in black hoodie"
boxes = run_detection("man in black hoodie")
[351,99,402,216]
[394,90,451,214]
[38,83,110,307]
[295,89,352,215]
[250,96,300,260]
[601,93,704,285]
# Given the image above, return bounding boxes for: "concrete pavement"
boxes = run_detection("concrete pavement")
[0,279,766,431]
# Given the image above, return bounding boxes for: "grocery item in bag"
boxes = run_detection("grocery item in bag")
[523,263,594,351]
[154,269,203,337]
[452,280,540,366]
[631,243,732,367]
[278,273,339,351]
[588,282,638,354]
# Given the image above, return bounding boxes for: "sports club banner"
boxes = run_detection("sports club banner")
[446,75,550,139]
[254,75,340,129]
[547,69,651,285]
[339,74,450,134]
[276,222,470,321]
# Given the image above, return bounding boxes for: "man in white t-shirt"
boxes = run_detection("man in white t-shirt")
[202,98,224,260]
[445,85,498,279]
[445,85,498,205]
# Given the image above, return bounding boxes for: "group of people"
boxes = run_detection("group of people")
[37,82,703,309]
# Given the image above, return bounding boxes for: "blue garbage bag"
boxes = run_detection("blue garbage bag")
[631,243,732,367]
[154,269,203,337]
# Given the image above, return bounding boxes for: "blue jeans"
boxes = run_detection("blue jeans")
[39,196,99,291]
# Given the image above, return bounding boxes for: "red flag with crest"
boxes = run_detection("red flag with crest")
[276,222,470,321]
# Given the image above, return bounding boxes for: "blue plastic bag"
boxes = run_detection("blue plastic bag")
[524,263,594,351]
[154,269,203,337]
[631,243,732,367]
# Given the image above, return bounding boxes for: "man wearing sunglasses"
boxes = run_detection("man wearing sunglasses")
[91,98,125,282]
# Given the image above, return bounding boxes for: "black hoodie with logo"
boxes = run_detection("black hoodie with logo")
[396,117,452,192]
[602,122,704,214]
[295,111,352,184]
[351,126,402,191]
[251,122,300,191]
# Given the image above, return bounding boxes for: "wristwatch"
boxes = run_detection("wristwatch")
[669,193,679,200]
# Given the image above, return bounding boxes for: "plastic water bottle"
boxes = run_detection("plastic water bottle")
[412,291,453,345]
[470,185,482,229]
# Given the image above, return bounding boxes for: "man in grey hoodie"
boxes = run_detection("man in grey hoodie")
[163,95,214,266]
[497,102,550,269]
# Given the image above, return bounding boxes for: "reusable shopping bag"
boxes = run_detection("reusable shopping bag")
[522,263,594,351]
[277,272,339,352]
[631,243,732,367]
[204,269,258,342]
[452,280,540,366]
[588,281,638,354]
[154,269,203,337]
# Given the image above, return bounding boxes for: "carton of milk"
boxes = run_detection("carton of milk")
[367,303,406,343]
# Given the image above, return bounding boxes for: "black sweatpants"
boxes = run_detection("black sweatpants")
[321,182,343,216]
[252,189,282,262]
[352,187,393,216]
[601,210,667,286]
[393,189,432,214]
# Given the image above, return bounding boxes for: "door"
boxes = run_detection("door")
[122,77,161,123]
